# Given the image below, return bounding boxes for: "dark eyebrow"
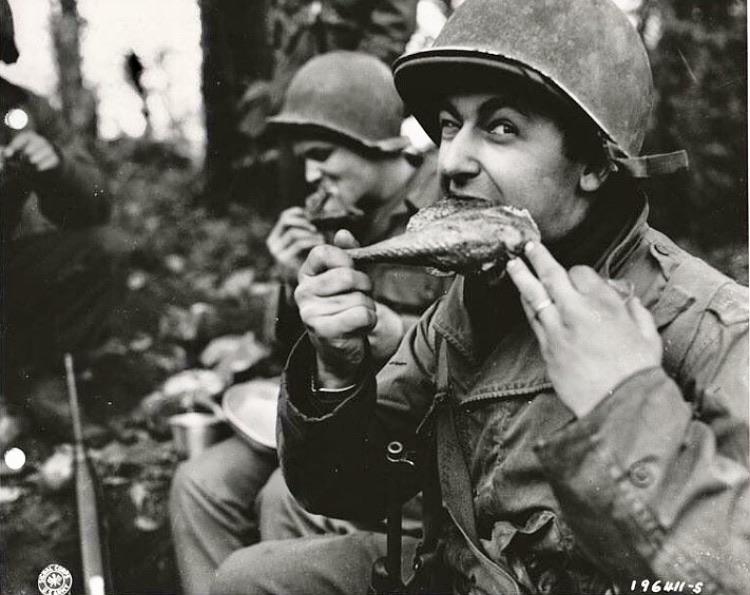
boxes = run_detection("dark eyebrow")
[437,100,462,121]
[477,95,530,120]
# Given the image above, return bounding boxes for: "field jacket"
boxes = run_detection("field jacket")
[278,201,750,594]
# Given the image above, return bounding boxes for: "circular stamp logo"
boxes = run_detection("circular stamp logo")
[37,564,73,595]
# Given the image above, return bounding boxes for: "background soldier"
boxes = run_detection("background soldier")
[0,0,129,448]
[170,51,449,595]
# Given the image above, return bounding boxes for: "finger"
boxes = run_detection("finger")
[333,229,360,250]
[27,148,58,170]
[626,297,660,342]
[518,293,549,349]
[279,209,318,232]
[35,155,59,171]
[567,266,605,294]
[607,278,635,300]
[298,268,372,298]
[506,257,561,329]
[5,131,32,153]
[568,267,625,314]
[299,244,355,277]
[276,228,324,252]
[309,305,378,337]
[299,292,375,325]
[282,236,325,257]
[523,242,578,304]
[283,206,307,217]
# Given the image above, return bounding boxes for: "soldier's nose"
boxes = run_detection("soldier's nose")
[439,128,480,181]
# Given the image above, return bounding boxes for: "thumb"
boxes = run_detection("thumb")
[333,229,360,249]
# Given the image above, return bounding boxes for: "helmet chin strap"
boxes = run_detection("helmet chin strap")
[604,139,689,178]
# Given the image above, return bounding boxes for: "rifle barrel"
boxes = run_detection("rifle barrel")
[64,353,110,595]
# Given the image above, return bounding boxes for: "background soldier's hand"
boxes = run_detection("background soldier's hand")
[266,206,325,285]
[507,241,662,418]
[295,230,375,388]
[2,131,61,172]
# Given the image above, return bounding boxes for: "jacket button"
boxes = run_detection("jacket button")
[629,462,653,487]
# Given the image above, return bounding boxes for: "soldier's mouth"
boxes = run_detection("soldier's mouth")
[442,193,495,208]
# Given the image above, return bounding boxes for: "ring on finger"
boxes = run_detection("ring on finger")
[532,298,554,319]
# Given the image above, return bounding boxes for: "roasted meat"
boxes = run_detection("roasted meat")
[347,200,540,275]
[304,186,364,231]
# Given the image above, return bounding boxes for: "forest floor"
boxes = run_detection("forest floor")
[1,139,747,594]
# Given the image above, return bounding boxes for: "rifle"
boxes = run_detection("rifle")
[64,353,113,595]
[368,441,413,595]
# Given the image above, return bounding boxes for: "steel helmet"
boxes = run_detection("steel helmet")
[268,51,409,153]
[393,0,687,176]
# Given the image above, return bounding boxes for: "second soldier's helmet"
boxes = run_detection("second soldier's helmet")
[393,0,687,177]
[269,51,409,153]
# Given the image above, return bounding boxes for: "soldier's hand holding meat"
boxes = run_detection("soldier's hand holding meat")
[266,206,325,285]
[294,230,375,389]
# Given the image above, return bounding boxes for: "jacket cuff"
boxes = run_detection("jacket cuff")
[280,333,375,426]
[534,366,692,498]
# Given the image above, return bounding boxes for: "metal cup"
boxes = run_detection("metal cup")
[168,412,229,459]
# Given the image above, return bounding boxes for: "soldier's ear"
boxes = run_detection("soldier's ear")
[578,161,611,193]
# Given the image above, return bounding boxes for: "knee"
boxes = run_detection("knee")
[257,469,293,518]
[169,459,205,515]
[211,545,274,595]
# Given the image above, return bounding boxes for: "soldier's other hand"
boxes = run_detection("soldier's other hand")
[266,206,325,285]
[295,229,375,388]
[3,131,61,172]
[506,241,662,418]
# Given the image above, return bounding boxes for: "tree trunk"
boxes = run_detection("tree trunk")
[50,0,96,136]
[199,0,272,213]
[643,0,747,247]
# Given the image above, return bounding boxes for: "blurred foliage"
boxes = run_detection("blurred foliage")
[80,139,280,417]
[641,0,747,268]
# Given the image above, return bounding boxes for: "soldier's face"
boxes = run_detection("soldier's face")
[295,139,382,213]
[437,91,604,242]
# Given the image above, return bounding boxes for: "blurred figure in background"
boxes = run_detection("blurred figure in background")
[170,51,450,595]
[0,0,129,448]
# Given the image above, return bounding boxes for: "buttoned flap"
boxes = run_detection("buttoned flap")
[707,282,749,326]
[646,243,696,329]
[370,263,451,314]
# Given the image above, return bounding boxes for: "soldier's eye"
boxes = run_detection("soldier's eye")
[488,120,517,137]
[305,147,333,162]
[439,115,460,138]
